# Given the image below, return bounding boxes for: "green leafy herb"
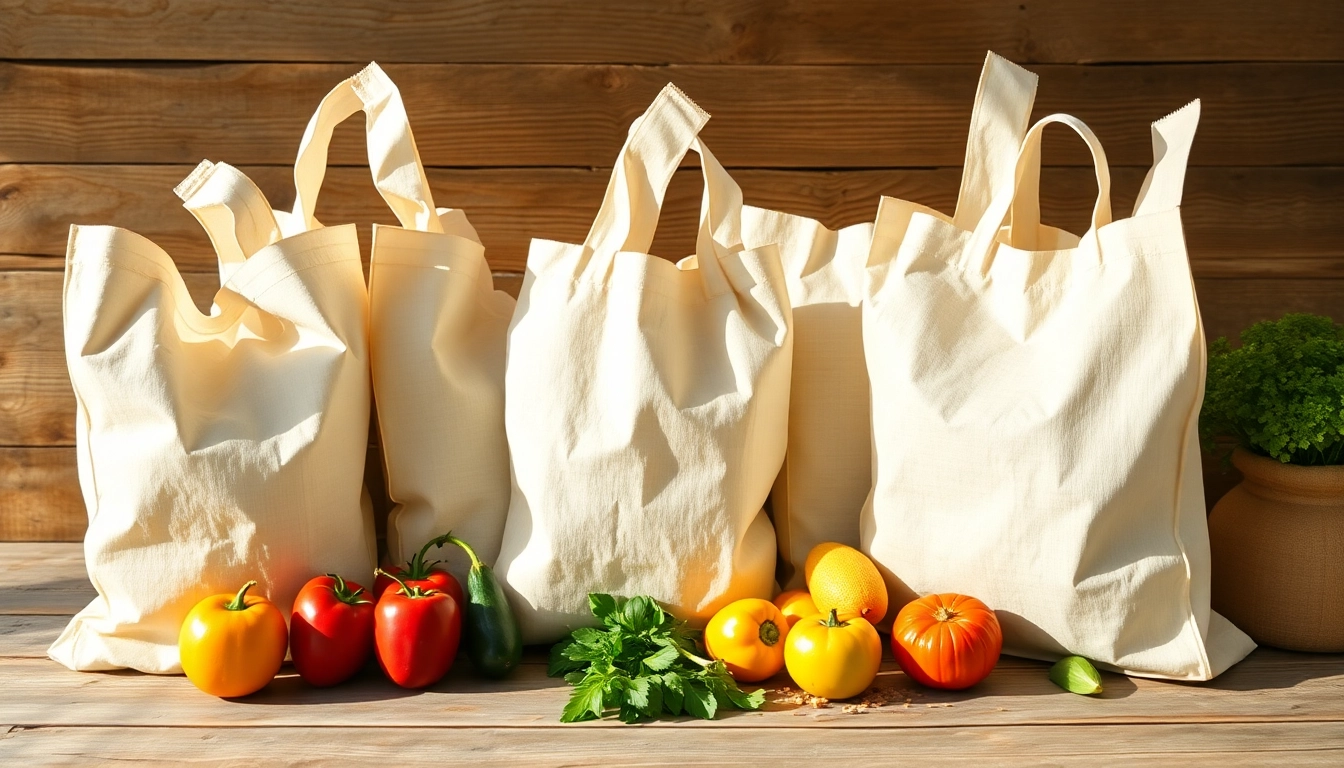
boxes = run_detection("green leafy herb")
[1049,655,1103,695]
[548,593,766,723]
[1201,313,1344,466]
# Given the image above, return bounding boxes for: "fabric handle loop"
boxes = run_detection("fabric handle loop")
[952,51,1039,230]
[582,84,744,292]
[967,114,1113,267]
[290,62,442,236]
[583,83,709,259]
[174,160,282,285]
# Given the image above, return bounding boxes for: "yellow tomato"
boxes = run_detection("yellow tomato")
[773,589,819,630]
[179,581,288,698]
[704,598,789,682]
[784,609,882,699]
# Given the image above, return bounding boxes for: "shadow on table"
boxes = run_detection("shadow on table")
[237,656,568,706]
[1172,647,1344,692]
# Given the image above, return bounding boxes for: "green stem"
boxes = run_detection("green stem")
[225,580,257,611]
[825,608,842,628]
[375,568,432,599]
[444,533,484,571]
[758,619,780,647]
[677,644,714,668]
[326,573,371,605]
[405,533,453,579]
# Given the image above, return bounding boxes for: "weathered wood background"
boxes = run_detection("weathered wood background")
[1,1,1341,541]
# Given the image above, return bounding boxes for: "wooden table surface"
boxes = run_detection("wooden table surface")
[2,543,1343,766]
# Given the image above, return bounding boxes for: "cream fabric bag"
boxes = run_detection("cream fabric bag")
[366,130,515,585]
[152,63,515,586]
[747,52,1037,587]
[47,68,404,673]
[862,101,1256,679]
[496,85,792,644]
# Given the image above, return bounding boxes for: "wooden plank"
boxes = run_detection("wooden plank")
[0,542,92,614]
[3,723,1343,766]
[1,63,1339,168]
[3,164,1342,277]
[0,614,68,658]
[0,448,83,542]
[2,1,1340,65]
[2,648,1343,729]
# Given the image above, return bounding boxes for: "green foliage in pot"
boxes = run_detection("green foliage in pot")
[1201,313,1344,465]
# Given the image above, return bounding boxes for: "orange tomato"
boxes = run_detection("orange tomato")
[891,593,1002,690]
[772,590,818,630]
[704,598,789,682]
[179,580,288,698]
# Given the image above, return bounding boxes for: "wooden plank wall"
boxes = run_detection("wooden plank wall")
[1,1,1341,541]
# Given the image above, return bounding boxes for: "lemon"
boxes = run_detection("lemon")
[804,542,888,624]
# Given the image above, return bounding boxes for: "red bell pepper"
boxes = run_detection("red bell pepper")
[289,573,374,687]
[373,569,461,689]
[374,532,466,608]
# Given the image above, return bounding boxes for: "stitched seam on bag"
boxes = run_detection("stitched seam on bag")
[1168,259,1215,679]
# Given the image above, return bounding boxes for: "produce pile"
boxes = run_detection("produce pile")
[178,533,520,696]
[177,536,1103,716]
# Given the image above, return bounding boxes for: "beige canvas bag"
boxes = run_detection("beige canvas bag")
[747,52,1037,588]
[862,100,1256,679]
[496,85,793,644]
[46,67,410,673]
[153,63,516,586]
[365,124,515,585]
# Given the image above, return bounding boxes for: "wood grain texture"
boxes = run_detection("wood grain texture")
[3,723,1343,766]
[1,63,1339,167]
[3,1,1341,64]
[0,448,83,542]
[4,164,1342,276]
[0,542,92,614]
[3,546,1343,763]
[3,648,1344,728]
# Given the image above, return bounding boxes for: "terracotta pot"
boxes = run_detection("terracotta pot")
[1208,448,1344,652]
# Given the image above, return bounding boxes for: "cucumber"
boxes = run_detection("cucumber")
[444,534,523,678]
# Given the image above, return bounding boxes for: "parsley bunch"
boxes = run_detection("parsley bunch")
[1202,313,1344,465]
[548,593,765,723]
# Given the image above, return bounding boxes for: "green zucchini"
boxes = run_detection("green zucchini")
[444,534,523,678]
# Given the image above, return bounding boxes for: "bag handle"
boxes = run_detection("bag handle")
[1132,100,1201,217]
[951,51,1040,230]
[966,114,1113,269]
[582,84,743,295]
[289,62,441,236]
[174,160,282,285]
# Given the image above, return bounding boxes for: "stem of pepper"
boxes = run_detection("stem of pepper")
[443,533,483,571]
[326,573,371,605]
[224,580,257,611]
[375,568,434,599]
[405,533,453,579]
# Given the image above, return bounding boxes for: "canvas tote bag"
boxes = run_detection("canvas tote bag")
[746,52,1037,588]
[496,85,793,644]
[861,101,1256,679]
[364,114,515,585]
[156,63,515,586]
[47,69,396,673]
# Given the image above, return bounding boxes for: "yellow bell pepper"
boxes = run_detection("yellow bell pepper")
[784,609,882,699]
[705,598,789,682]
[179,580,288,697]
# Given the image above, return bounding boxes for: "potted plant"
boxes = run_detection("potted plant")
[1201,313,1344,652]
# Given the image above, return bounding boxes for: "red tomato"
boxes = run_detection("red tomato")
[891,593,1002,690]
[373,569,462,689]
[374,533,465,608]
[289,574,375,687]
